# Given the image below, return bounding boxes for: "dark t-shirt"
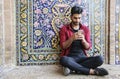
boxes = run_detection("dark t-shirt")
[68,28,85,56]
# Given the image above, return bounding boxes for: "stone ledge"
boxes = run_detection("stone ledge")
[0,64,120,79]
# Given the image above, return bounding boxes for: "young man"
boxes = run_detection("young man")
[59,6,108,76]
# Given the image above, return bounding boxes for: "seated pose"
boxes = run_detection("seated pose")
[59,5,108,76]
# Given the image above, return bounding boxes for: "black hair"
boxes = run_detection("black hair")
[71,6,83,15]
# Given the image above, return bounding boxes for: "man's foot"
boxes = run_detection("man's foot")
[94,68,109,76]
[63,67,71,76]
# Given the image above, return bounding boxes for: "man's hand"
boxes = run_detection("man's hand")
[73,31,85,41]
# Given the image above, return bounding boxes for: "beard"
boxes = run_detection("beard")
[72,22,80,26]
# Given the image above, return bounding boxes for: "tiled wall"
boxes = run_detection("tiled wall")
[0,0,119,66]
[16,0,107,65]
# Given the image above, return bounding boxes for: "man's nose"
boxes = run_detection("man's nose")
[76,19,80,22]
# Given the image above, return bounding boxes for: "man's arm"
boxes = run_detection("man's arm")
[60,26,83,49]
[60,26,78,49]
[62,35,74,49]
[81,28,91,50]
[82,39,90,49]
[77,27,91,50]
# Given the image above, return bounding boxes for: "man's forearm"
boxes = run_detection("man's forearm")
[62,36,74,49]
[82,40,90,49]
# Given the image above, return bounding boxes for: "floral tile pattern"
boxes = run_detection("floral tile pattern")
[16,0,106,65]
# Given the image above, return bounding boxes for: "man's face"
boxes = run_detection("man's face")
[71,14,82,26]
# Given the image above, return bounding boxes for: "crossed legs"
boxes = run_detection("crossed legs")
[60,55,104,75]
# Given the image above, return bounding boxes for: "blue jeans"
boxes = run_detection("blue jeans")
[60,55,103,75]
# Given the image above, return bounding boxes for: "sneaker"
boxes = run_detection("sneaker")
[94,68,109,76]
[63,67,71,76]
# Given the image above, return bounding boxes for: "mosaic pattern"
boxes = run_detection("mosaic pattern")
[89,0,106,56]
[16,0,106,65]
[115,0,120,64]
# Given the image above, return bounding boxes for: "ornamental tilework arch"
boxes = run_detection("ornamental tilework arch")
[16,0,106,65]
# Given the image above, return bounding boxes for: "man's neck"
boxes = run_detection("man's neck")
[71,24,80,30]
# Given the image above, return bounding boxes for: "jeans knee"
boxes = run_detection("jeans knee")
[60,56,72,66]
[60,56,68,65]
[96,56,104,65]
